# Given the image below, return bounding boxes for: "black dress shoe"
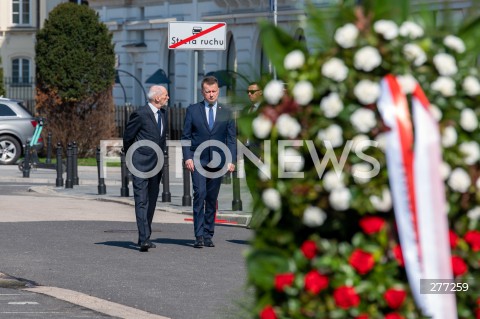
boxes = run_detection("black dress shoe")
[139,242,149,252]
[138,240,156,248]
[193,236,204,248]
[204,238,215,247]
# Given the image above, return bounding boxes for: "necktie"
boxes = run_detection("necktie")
[208,104,214,130]
[157,110,162,134]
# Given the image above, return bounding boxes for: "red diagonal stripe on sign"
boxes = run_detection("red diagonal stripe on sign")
[169,23,226,49]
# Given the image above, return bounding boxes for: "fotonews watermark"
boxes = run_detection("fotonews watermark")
[99,139,381,180]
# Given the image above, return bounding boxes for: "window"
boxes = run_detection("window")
[0,104,17,117]
[12,0,30,25]
[12,58,31,85]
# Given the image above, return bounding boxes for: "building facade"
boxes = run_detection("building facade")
[0,0,476,109]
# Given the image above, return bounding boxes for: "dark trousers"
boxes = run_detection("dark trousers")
[191,168,223,239]
[132,172,162,244]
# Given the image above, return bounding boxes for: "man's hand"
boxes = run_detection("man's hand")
[227,163,235,172]
[185,159,195,172]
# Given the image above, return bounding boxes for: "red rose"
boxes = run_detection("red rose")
[385,313,405,319]
[349,249,375,274]
[260,305,277,319]
[355,315,369,319]
[274,273,295,292]
[476,308,480,319]
[392,245,404,267]
[465,230,480,251]
[333,286,360,309]
[384,288,406,309]
[304,270,329,294]
[359,216,385,234]
[451,255,468,277]
[300,240,317,259]
[449,230,459,249]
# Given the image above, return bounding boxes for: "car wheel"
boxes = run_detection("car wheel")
[0,136,22,165]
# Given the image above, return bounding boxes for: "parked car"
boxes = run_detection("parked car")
[0,98,43,165]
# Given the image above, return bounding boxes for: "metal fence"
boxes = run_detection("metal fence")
[115,103,187,139]
[4,77,36,113]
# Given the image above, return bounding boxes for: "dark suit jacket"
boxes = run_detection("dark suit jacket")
[123,105,167,173]
[181,102,236,168]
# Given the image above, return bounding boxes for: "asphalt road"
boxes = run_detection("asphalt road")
[0,183,254,319]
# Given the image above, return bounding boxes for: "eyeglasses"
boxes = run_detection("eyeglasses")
[247,90,260,94]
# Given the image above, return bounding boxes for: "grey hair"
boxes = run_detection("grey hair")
[148,85,167,101]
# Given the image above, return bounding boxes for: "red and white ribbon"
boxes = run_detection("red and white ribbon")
[377,74,457,318]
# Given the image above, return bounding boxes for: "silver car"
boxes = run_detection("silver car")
[0,98,43,165]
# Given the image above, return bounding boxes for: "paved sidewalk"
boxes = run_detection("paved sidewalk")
[0,161,253,226]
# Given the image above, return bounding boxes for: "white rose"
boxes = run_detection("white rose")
[329,187,351,211]
[350,108,377,133]
[334,23,359,48]
[321,58,348,82]
[467,206,480,221]
[352,162,373,184]
[476,176,480,189]
[284,49,305,70]
[277,114,301,139]
[322,170,345,191]
[443,35,466,54]
[264,80,284,104]
[460,108,478,132]
[441,126,457,148]
[302,206,327,227]
[293,80,314,105]
[354,46,382,72]
[373,20,398,40]
[252,114,273,139]
[320,92,344,118]
[369,188,392,212]
[431,76,456,97]
[399,21,424,39]
[262,188,281,210]
[447,168,471,193]
[440,162,451,181]
[429,104,442,121]
[433,53,458,76]
[462,76,480,96]
[403,43,427,66]
[354,79,381,105]
[317,124,343,148]
[282,148,305,172]
[397,74,417,94]
[459,141,480,165]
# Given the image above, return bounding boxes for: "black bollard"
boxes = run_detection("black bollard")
[55,143,64,187]
[72,141,79,185]
[182,159,192,206]
[222,171,232,184]
[46,132,52,164]
[232,168,242,211]
[65,143,73,188]
[120,150,129,197]
[96,147,106,195]
[22,142,31,178]
[161,145,171,202]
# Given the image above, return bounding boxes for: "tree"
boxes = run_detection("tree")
[35,2,116,156]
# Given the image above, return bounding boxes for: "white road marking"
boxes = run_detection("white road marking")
[7,301,39,305]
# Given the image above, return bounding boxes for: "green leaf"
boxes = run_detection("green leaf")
[246,249,290,290]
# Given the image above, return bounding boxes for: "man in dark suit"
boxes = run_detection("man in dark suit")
[123,85,169,252]
[181,76,236,248]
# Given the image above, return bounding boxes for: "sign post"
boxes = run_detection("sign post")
[168,21,227,103]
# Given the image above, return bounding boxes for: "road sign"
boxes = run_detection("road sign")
[168,21,227,50]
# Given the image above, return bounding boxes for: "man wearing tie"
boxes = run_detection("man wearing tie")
[182,76,236,248]
[123,85,169,252]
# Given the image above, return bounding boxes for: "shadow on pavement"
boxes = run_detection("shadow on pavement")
[226,239,249,245]
[152,237,193,247]
[94,241,139,251]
